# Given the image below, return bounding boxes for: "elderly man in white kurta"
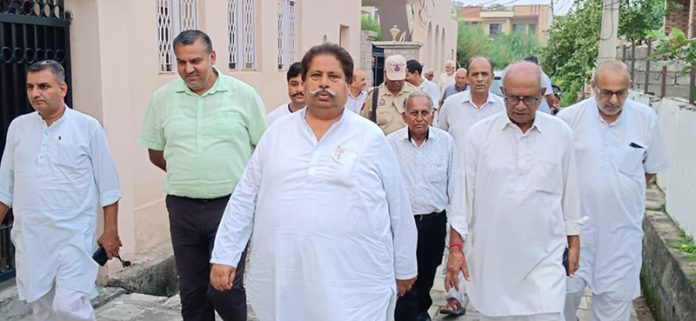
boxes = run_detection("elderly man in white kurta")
[559,60,670,321]
[445,61,582,321]
[0,60,122,321]
[209,43,418,321]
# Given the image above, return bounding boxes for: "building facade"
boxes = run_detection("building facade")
[456,4,551,43]
[40,0,361,276]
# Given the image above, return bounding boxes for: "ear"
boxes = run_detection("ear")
[59,82,68,98]
[210,50,217,64]
[401,112,408,123]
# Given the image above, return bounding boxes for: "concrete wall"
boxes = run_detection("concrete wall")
[410,0,458,73]
[617,44,692,100]
[64,0,361,276]
[629,92,696,240]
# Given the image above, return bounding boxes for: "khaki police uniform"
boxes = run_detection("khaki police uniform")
[361,82,417,135]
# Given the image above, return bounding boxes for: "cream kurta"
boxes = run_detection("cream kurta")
[0,107,121,302]
[452,111,581,317]
[211,109,418,321]
[558,98,669,300]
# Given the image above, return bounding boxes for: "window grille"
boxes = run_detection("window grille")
[157,0,199,72]
[229,0,257,70]
[277,0,297,70]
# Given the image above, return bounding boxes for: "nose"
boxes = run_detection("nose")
[28,87,40,98]
[185,62,195,74]
[608,94,620,105]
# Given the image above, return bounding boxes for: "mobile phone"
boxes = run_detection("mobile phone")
[562,247,569,276]
[93,245,108,266]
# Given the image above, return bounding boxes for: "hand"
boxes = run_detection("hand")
[97,229,122,259]
[567,244,580,276]
[396,277,416,297]
[210,264,236,291]
[445,250,470,292]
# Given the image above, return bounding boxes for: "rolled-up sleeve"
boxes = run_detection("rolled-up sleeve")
[89,122,122,207]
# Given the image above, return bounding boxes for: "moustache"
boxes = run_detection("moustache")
[309,87,336,97]
[292,92,304,97]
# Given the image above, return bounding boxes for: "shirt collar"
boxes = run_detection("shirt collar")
[591,97,626,126]
[462,91,498,107]
[174,66,227,95]
[36,104,71,125]
[498,111,543,134]
[406,126,430,144]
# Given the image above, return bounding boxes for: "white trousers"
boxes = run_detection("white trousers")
[480,313,562,321]
[32,285,96,321]
[565,277,632,321]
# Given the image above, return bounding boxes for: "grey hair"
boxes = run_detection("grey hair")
[592,60,630,83]
[173,30,213,54]
[27,60,65,84]
[455,68,467,76]
[501,61,542,90]
[403,91,434,112]
[466,56,494,74]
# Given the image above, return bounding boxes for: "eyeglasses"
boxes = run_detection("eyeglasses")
[504,95,539,107]
[595,88,628,98]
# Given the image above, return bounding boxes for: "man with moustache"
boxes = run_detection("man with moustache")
[560,60,669,321]
[139,30,266,321]
[210,43,417,321]
[439,57,504,151]
[440,68,468,106]
[0,60,121,321]
[346,68,368,113]
[445,61,581,321]
[267,62,305,125]
[361,54,418,135]
[388,92,459,321]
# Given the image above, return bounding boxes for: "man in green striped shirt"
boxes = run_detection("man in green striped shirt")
[139,30,266,321]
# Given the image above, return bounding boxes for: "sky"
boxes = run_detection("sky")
[452,0,576,16]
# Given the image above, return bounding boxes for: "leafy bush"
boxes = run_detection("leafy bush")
[457,23,541,70]
[361,15,382,41]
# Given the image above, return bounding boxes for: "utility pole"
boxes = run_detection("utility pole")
[597,0,620,63]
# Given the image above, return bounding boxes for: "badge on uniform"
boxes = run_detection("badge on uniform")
[378,98,386,106]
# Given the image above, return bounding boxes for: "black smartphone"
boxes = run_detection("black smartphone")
[92,245,108,266]
[562,247,569,276]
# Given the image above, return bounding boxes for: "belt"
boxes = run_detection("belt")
[168,194,231,203]
[414,210,445,221]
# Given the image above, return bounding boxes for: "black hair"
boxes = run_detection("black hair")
[173,30,213,53]
[287,62,302,81]
[406,59,423,75]
[301,43,354,84]
[27,60,65,84]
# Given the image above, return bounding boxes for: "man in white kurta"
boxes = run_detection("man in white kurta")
[445,62,581,321]
[266,62,305,126]
[0,60,122,321]
[559,60,670,321]
[210,43,418,321]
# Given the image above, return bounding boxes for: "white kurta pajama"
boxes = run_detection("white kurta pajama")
[211,108,418,321]
[558,99,669,320]
[0,108,121,309]
[451,111,581,319]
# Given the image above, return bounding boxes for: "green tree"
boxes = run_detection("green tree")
[361,15,382,41]
[540,0,602,106]
[457,23,540,70]
[619,0,664,42]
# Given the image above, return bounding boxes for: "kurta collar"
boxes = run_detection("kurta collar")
[36,104,71,127]
[498,111,543,134]
[299,107,350,143]
[175,66,228,96]
[461,91,497,108]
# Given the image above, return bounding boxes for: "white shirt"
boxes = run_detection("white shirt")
[438,90,504,153]
[211,108,417,321]
[557,98,670,300]
[452,111,581,316]
[538,72,553,114]
[438,72,455,95]
[387,127,459,216]
[418,80,441,110]
[346,90,367,113]
[266,103,292,126]
[0,107,121,302]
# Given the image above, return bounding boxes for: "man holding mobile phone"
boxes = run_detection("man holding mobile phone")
[0,60,122,321]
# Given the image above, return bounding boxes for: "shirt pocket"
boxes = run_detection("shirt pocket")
[54,141,85,169]
[617,145,645,177]
[376,105,393,127]
[213,110,244,141]
[317,148,360,187]
[535,160,562,194]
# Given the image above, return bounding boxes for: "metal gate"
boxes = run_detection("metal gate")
[0,0,71,282]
